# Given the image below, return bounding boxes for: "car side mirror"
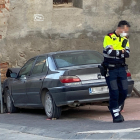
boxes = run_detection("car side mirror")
[10,73,17,78]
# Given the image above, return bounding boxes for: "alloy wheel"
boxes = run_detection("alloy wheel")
[45,94,53,117]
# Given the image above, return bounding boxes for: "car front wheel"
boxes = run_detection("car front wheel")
[44,92,61,119]
[5,89,18,113]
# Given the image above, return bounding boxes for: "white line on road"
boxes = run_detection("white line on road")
[77,127,140,134]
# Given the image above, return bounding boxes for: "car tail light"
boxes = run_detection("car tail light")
[60,76,81,83]
[126,69,131,77]
[127,72,131,77]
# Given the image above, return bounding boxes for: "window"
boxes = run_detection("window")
[32,56,47,75]
[42,60,48,73]
[53,51,103,68]
[18,58,36,77]
[53,0,72,8]
[53,0,83,8]
[73,0,83,9]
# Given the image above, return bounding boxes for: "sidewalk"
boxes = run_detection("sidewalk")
[61,97,140,122]
[0,127,140,140]
[0,128,56,140]
[0,97,139,139]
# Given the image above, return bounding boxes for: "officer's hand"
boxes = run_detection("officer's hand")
[122,49,125,53]
[110,46,114,50]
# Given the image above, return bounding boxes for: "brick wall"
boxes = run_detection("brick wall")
[0,0,5,9]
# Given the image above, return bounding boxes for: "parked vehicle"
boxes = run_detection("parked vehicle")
[2,50,134,119]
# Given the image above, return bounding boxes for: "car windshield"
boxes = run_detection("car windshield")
[53,51,103,68]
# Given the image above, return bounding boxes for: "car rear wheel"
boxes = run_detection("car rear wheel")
[5,89,18,113]
[44,92,61,119]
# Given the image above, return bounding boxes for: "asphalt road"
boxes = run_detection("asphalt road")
[0,97,140,139]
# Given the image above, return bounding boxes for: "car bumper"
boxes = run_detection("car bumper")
[49,79,134,106]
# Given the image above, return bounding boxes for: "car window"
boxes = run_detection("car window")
[32,56,46,75]
[53,51,103,68]
[42,60,48,73]
[18,58,36,77]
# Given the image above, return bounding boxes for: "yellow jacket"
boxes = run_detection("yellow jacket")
[103,31,130,64]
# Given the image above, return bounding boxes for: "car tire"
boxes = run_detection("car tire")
[5,89,18,113]
[44,92,61,119]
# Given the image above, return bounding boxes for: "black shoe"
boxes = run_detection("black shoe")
[120,114,124,121]
[113,115,124,123]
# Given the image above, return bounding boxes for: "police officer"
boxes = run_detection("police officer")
[103,20,131,123]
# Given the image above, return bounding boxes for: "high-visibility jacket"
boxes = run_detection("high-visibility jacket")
[103,31,130,64]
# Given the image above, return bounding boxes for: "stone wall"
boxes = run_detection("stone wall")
[0,0,140,82]
[0,0,10,39]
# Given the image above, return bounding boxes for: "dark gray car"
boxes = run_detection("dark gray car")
[2,50,134,119]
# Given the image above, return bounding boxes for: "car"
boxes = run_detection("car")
[2,50,134,119]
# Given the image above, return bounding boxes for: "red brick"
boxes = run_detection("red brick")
[0,4,5,9]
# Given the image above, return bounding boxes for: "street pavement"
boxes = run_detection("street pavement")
[0,97,140,139]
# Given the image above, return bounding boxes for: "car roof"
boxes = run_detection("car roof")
[48,50,86,55]
[38,50,99,57]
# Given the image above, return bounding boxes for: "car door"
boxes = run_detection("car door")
[11,58,36,105]
[26,56,48,105]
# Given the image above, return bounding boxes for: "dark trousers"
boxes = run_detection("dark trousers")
[105,66,128,110]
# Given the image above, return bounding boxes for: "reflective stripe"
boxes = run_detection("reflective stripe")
[121,54,124,58]
[113,109,120,113]
[103,53,121,59]
[119,105,122,111]
[103,53,115,59]
[116,50,119,56]
[126,50,130,54]
[125,47,130,50]
[114,113,119,117]
[107,49,112,55]
[104,45,112,50]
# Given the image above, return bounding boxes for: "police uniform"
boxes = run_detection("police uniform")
[103,31,130,122]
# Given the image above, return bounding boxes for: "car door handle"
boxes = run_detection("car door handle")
[39,79,42,81]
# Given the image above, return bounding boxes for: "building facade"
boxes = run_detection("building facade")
[0,0,140,87]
